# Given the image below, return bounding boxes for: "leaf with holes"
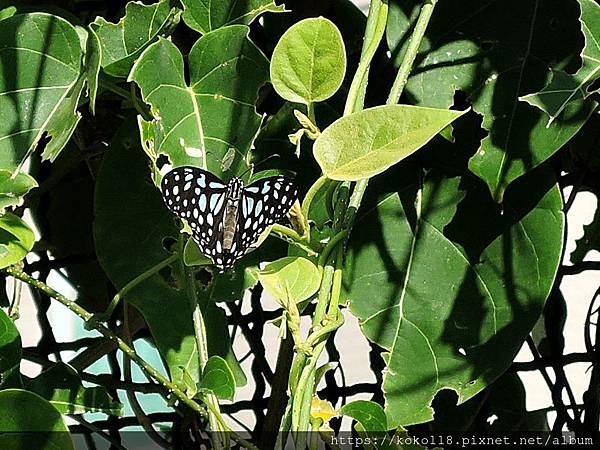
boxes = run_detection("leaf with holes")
[94,119,245,387]
[129,26,269,179]
[0,169,37,212]
[520,0,600,126]
[314,105,466,181]
[181,0,285,34]
[387,0,596,201]
[271,17,346,105]
[0,13,84,173]
[346,166,563,426]
[89,0,180,78]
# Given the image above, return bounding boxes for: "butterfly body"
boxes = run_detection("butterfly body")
[161,166,298,272]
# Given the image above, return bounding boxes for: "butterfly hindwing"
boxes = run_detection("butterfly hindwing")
[161,167,227,258]
[162,168,299,271]
[234,176,299,256]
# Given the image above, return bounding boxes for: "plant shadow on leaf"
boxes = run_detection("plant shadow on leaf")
[343,108,564,426]
[0,13,84,173]
[388,0,595,202]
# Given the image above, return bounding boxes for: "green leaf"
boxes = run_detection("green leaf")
[85,25,102,114]
[28,362,123,415]
[340,400,388,432]
[0,6,16,21]
[0,13,84,172]
[181,0,284,34]
[388,0,596,201]
[89,0,180,78]
[130,26,269,178]
[0,308,21,386]
[258,256,321,305]
[0,169,37,212]
[346,166,564,426]
[94,118,244,387]
[0,213,34,269]
[314,105,466,181]
[270,17,346,105]
[520,0,600,125]
[200,355,236,401]
[0,389,74,450]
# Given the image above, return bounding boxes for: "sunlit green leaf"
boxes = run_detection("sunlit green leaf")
[0,389,75,450]
[388,0,596,201]
[0,170,37,212]
[271,17,346,104]
[181,0,284,34]
[258,256,321,305]
[0,213,34,269]
[520,0,600,125]
[314,105,466,181]
[200,355,236,401]
[130,26,268,178]
[28,362,123,415]
[90,0,180,78]
[0,13,84,172]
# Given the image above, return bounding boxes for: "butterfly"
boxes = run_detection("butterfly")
[161,166,299,272]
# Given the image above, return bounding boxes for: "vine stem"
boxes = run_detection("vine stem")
[2,266,259,450]
[101,253,178,319]
[288,0,440,445]
[387,0,438,105]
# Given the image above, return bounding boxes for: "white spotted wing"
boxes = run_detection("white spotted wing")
[161,167,298,271]
[161,167,227,259]
[235,176,299,257]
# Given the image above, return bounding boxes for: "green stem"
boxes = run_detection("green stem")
[2,266,261,450]
[387,0,438,105]
[343,0,389,116]
[307,102,316,126]
[101,253,178,320]
[98,74,130,100]
[301,175,329,222]
[317,230,348,268]
[270,223,319,255]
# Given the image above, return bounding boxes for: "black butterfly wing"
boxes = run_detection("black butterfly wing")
[234,176,299,257]
[161,166,227,261]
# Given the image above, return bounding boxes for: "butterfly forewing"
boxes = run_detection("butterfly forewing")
[234,176,299,257]
[161,167,299,271]
[161,167,227,258]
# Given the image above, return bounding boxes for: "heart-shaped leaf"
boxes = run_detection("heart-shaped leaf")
[271,17,346,105]
[130,26,269,179]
